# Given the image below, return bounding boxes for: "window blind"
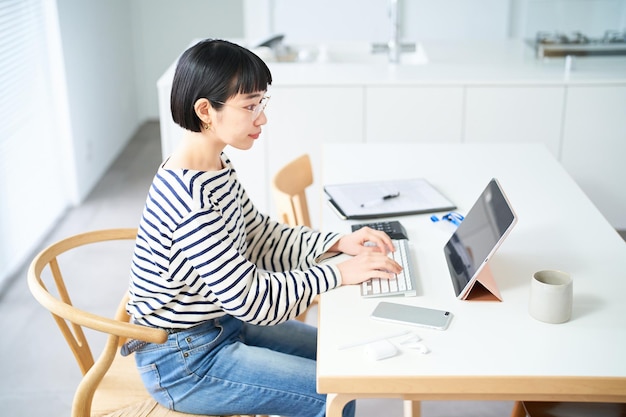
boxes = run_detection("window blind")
[0,0,45,143]
[0,0,69,287]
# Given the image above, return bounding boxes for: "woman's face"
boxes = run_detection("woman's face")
[211,91,268,150]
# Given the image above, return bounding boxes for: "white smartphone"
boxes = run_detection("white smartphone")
[371,302,453,330]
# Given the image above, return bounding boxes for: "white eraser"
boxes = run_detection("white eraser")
[364,339,398,361]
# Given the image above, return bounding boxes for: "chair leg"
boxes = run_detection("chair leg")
[510,401,527,417]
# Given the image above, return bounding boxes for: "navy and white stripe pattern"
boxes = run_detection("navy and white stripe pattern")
[127,153,342,329]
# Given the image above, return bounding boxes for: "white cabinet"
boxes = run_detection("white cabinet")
[561,85,626,230]
[464,86,565,158]
[365,86,464,143]
[265,86,364,228]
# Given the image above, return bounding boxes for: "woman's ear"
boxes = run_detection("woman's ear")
[194,98,212,127]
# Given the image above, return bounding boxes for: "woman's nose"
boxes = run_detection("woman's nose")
[255,110,268,126]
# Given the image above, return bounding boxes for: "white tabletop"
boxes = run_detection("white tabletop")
[316,143,626,408]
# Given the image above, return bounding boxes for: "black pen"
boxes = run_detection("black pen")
[360,192,400,208]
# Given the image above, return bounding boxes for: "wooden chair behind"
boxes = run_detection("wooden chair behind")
[27,228,262,417]
[272,153,313,228]
[272,154,319,323]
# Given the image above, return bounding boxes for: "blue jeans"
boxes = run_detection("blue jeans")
[134,315,355,417]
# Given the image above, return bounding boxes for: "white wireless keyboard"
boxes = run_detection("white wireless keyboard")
[361,239,417,298]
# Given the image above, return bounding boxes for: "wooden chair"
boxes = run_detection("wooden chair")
[511,401,626,417]
[27,228,262,417]
[272,153,313,228]
[272,154,319,322]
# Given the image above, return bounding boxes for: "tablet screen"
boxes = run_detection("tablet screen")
[444,178,517,298]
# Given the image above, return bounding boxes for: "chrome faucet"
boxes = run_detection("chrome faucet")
[372,0,416,63]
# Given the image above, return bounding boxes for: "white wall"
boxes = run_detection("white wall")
[130,0,244,122]
[245,0,626,44]
[0,0,246,288]
[56,0,139,202]
[55,0,245,202]
[257,0,511,43]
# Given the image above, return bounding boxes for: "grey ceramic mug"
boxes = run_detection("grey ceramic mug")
[529,270,573,324]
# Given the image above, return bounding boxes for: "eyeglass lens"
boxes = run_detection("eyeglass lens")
[253,96,270,120]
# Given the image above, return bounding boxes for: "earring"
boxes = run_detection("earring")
[203,121,211,130]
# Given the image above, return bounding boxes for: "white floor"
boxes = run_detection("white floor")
[0,121,519,416]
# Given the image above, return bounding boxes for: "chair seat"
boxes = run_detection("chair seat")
[522,401,626,417]
[93,352,241,417]
[101,398,190,417]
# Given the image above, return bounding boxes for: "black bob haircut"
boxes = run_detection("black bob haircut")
[170,39,273,132]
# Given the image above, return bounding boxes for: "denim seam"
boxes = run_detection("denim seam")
[137,363,174,409]
[199,373,326,407]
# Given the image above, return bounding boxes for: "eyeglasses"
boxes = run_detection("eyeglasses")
[215,95,271,121]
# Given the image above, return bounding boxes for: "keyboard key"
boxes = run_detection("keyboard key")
[389,278,398,292]
[380,278,390,293]
[372,279,381,294]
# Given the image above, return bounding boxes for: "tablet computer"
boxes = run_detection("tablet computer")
[443,178,517,301]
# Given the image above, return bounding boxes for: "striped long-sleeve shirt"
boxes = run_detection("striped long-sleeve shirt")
[127,153,343,329]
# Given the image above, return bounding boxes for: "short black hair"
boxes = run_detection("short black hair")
[170,39,273,132]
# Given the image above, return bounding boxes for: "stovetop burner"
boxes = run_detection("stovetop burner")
[532,30,626,57]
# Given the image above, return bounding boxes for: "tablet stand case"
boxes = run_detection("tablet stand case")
[461,264,503,302]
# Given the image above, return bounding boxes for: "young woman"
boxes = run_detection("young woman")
[126,39,401,417]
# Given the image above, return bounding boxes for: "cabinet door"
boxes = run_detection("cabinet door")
[265,86,364,228]
[561,85,626,229]
[365,86,464,143]
[464,86,565,158]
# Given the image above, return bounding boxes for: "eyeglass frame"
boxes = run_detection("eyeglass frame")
[214,95,271,121]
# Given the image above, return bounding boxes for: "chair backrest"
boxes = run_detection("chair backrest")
[271,154,313,228]
[27,228,168,416]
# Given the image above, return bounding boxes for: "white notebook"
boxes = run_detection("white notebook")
[324,178,456,220]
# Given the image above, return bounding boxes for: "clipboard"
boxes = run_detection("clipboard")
[324,178,456,220]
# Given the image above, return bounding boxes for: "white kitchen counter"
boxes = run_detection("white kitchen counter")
[264,40,626,86]
[158,40,626,89]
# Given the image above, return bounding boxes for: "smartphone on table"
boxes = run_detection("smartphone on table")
[371,302,453,330]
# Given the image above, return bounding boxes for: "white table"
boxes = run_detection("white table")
[316,143,626,417]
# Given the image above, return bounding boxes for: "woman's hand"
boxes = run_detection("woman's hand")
[330,227,402,285]
[336,251,402,285]
[329,226,394,256]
